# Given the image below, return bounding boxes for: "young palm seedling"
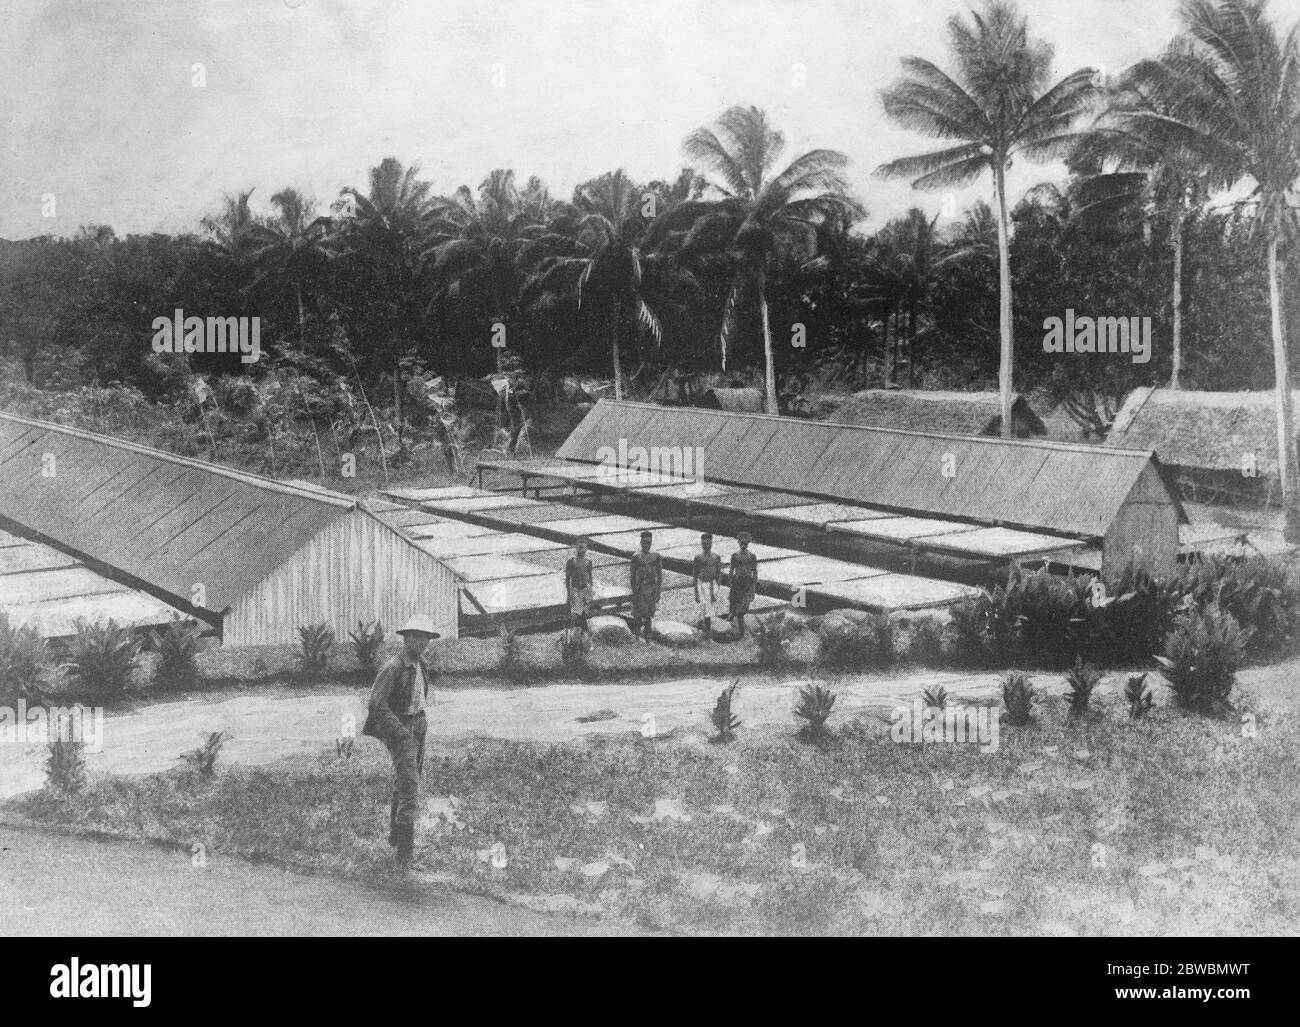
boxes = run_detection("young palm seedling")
[1125,673,1154,720]
[794,682,837,741]
[710,680,741,743]
[1064,657,1102,720]
[1001,672,1036,727]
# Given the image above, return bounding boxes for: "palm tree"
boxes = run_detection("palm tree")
[521,169,699,399]
[426,170,568,369]
[334,157,438,452]
[862,208,951,387]
[1070,85,1210,389]
[876,0,1097,436]
[1122,0,1300,536]
[247,187,334,339]
[659,106,862,413]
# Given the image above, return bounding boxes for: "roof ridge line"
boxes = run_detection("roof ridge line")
[597,400,1155,459]
[0,412,357,509]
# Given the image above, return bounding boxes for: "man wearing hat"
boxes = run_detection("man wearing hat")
[728,533,758,637]
[628,530,663,641]
[363,614,440,866]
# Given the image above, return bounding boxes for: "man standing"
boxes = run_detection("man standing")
[566,537,596,632]
[729,532,759,637]
[628,530,663,641]
[692,532,723,634]
[363,615,440,867]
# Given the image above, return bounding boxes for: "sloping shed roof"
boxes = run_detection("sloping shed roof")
[1107,387,1297,474]
[829,390,1046,437]
[0,413,365,614]
[557,401,1185,538]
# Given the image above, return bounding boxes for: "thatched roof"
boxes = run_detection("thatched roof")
[699,387,765,412]
[827,390,1046,437]
[1107,387,1299,475]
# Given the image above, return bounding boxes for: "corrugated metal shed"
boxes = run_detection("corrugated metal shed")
[0,413,460,644]
[557,401,1185,540]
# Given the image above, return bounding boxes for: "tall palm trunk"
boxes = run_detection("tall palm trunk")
[1267,237,1299,541]
[994,161,1014,439]
[611,300,624,401]
[296,281,306,340]
[1170,209,1184,389]
[757,270,777,414]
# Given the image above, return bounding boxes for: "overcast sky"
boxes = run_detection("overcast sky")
[2,0,1208,240]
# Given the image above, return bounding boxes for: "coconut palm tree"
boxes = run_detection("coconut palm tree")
[519,169,701,398]
[876,0,1098,436]
[1070,85,1211,389]
[426,169,570,369]
[247,187,334,340]
[334,157,438,444]
[656,105,862,413]
[1121,0,1300,536]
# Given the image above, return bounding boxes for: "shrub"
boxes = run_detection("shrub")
[1001,671,1036,727]
[147,615,202,690]
[755,613,796,671]
[1064,658,1102,719]
[298,623,334,674]
[1171,555,1300,655]
[348,620,384,673]
[793,683,836,740]
[993,567,1090,668]
[948,595,994,666]
[0,611,51,703]
[818,615,894,671]
[907,616,946,665]
[64,619,140,701]
[45,734,86,792]
[497,624,524,679]
[709,681,741,742]
[1154,605,1250,716]
[1093,562,1179,664]
[922,684,949,710]
[559,627,592,672]
[180,730,230,778]
[1125,672,1154,720]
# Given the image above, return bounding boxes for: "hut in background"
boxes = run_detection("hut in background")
[827,390,1047,438]
[1106,387,1298,504]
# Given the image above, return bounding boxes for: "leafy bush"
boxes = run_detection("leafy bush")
[993,567,1090,668]
[948,595,994,667]
[559,627,591,672]
[497,624,523,679]
[709,681,740,743]
[922,684,949,710]
[0,611,51,703]
[1093,562,1179,664]
[1125,672,1154,720]
[755,613,796,671]
[64,619,140,701]
[180,730,230,778]
[147,615,202,690]
[298,623,334,674]
[1001,672,1036,727]
[1154,605,1250,716]
[818,615,894,671]
[1064,658,1102,719]
[1171,556,1300,655]
[906,616,946,665]
[348,620,384,673]
[793,683,836,740]
[45,735,86,792]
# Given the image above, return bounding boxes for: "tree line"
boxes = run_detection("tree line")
[1,0,1297,522]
